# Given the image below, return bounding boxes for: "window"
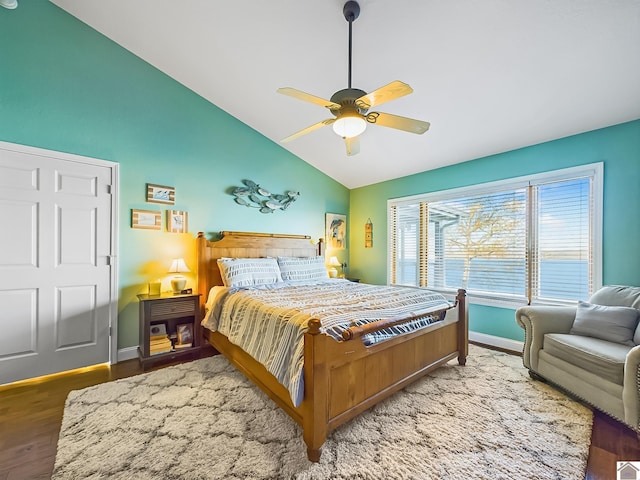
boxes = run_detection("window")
[388,164,602,306]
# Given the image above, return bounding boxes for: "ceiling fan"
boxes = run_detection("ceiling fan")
[277,1,430,156]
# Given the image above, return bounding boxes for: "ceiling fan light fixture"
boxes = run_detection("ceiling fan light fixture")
[332,113,366,138]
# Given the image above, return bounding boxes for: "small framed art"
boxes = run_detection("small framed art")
[176,323,193,346]
[146,183,175,205]
[167,210,188,233]
[132,209,161,230]
[325,212,347,250]
[149,323,167,338]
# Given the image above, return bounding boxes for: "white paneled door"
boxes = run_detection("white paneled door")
[0,142,118,385]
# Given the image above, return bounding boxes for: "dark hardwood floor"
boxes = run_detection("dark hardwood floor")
[0,345,638,480]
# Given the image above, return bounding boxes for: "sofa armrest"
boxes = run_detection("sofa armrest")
[515,305,577,371]
[623,345,640,430]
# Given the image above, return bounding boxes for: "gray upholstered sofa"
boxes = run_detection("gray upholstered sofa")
[516,285,640,431]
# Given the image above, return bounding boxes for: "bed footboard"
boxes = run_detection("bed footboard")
[301,289,467,461]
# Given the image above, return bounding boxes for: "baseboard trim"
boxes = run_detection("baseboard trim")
[116,346,139,363]
[469,331,523,354]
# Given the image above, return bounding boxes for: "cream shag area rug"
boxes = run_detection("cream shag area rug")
[54,345,592,479]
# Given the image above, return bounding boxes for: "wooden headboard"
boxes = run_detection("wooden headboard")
[196,231,323,310]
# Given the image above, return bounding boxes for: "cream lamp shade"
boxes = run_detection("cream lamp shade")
[327,256,341,278]
[168,258,190,294]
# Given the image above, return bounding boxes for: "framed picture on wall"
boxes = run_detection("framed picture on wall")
[131,209,161,230]
[167,210,188,233]
[325,213,347,250]
[146,183,175,205]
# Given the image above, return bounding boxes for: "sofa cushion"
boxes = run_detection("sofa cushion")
[543,333,630,386]
[589,285,640,309]
[570,301,639,346]
[588,285,640,344]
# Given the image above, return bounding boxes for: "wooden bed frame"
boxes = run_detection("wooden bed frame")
[196,231,468,462]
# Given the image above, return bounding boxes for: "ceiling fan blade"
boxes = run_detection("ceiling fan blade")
[281,118,336,143]
[366,111,430,134]
[345,136,360,156]
[277,87,341,110]
[355,81,413,110]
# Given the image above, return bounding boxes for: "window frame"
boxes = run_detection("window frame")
[387,163,603,308]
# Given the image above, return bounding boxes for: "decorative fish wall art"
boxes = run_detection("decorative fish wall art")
[231,179,300,213]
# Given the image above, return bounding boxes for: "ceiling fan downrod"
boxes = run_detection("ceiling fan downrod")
[343,1,360,89]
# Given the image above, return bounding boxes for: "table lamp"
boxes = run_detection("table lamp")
[328,256,341,278]
[168,258,190,294]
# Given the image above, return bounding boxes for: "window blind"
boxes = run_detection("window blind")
[387,164,601,305]
[530,177,592,302]
[390,203,420,285]
[427,189,528,301]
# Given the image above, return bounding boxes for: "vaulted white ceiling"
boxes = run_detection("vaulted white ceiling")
[50,0,640,189]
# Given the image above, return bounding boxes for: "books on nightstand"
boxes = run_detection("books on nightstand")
[149,334,172,355]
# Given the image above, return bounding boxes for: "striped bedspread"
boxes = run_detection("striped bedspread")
[202,279,452,406]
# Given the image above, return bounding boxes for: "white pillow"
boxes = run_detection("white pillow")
[217,257,282,288]
[277,256,329,282]
[570,301,639,346]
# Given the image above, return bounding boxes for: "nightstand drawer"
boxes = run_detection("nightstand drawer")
[150,299,195,318]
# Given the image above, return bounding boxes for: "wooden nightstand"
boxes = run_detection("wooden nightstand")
[137,293,202,369]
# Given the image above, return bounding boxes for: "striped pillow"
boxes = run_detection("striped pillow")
[217,257,283,288]
[277,256,329,282]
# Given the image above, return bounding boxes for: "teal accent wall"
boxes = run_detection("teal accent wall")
[0,1,349,350]
[350,120,640,341]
